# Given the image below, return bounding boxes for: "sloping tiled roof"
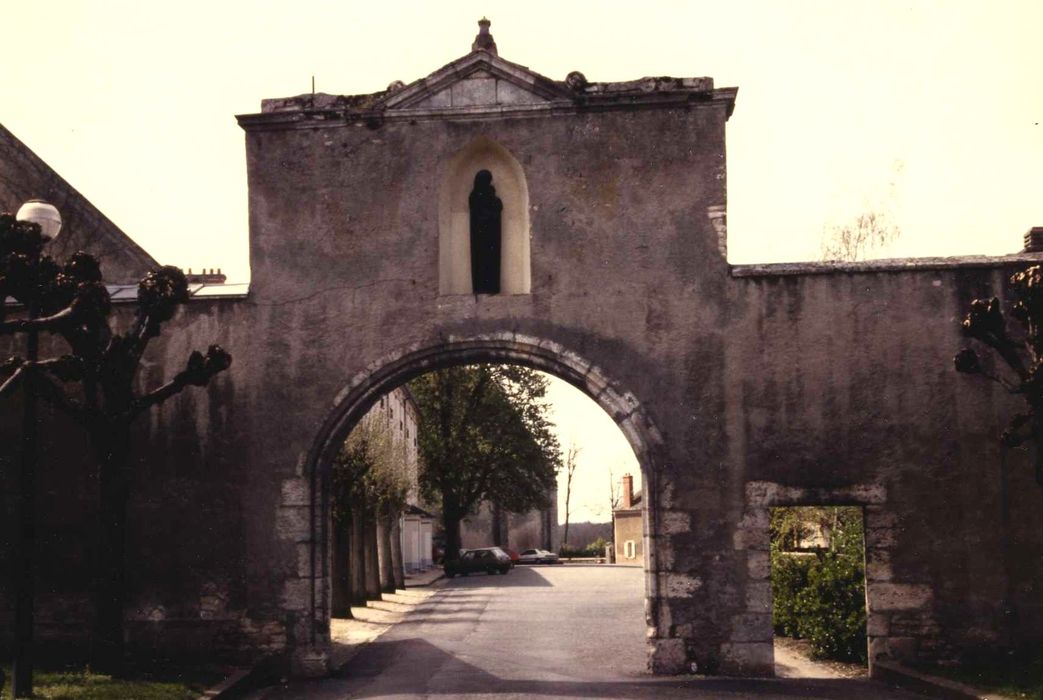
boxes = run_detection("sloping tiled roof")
[0,122,159,284]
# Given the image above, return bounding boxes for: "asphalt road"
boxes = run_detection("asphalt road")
[253,564,923,699]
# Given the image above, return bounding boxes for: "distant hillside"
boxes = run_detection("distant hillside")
[562,521,613,546]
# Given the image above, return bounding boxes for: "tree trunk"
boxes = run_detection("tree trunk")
[563,482,572,549]
[491,502,504,547]
[389,511,405,589]
[91,423,130,673]
[331,514,353,618]
[546,509,554,554]
[443,513,462,562]
[349,499,367,607]
[1035,428,1043,486]
[363,508,381,601]
[376,503,395,594]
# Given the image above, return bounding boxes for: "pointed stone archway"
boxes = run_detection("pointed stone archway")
[296,334,666,670]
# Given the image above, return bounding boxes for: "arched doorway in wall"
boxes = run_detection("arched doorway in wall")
[299,337,664,671]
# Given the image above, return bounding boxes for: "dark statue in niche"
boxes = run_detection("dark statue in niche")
[469,169,502,294]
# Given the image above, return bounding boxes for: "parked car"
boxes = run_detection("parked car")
[518,548,560,565]
[444,547,512,577]
[502,548,520,567]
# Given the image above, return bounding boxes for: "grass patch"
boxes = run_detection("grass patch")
[1,662,226,699]
[914,647,1043,700]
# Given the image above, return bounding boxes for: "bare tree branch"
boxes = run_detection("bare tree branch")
[0,306,74,336]
[125,345,231,420]
[0,363,27,398]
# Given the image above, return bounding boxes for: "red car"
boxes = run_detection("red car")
[502,548,520,567]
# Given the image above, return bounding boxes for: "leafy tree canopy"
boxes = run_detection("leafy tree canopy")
[332,410,411,525]
[408,365,561,534]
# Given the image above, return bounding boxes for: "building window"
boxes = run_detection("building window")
[624,540,636,560]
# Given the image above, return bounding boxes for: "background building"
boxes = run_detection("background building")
[459,492,558,553]
[362,387,436,573]
[612,474,642,563]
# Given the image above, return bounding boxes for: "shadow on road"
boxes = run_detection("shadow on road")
[444,566,553,587]
[331,638,915,699]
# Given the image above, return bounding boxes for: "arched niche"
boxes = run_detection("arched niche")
[438,137,531,295]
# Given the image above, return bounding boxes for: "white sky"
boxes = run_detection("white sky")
[544,376,641,525]
[3,0,1040,524]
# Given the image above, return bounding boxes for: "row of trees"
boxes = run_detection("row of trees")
[331,411,411,615]
[329,364,562,612]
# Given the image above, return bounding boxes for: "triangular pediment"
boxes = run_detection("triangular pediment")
[376,52,573,111]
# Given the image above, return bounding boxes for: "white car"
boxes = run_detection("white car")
[518,548,560,565]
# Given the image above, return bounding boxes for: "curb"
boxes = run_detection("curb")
[196,668,252,699]
[873,660,1020,700]
[329,580,445,674]
[405,572,445,588]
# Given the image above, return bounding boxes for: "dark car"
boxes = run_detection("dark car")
[445,547,511,577]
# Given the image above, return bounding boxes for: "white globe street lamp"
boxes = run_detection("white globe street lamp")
[16,198,63,240]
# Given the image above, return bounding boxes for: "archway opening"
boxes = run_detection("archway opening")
[303,340,663,678]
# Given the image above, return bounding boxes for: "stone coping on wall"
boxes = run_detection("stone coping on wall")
[730,253,1043,278]
[237,88,738,129]
[3,282,250,307]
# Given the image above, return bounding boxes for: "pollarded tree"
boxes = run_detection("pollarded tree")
[0,212,231,670]
[331,410,411,612]
[954,265,1043,486]
[408,365,561,559]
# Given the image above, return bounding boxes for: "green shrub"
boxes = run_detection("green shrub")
[770,506,868,663]
[559,538,609,557]
[797,551,868,662]
[771,551,811,637]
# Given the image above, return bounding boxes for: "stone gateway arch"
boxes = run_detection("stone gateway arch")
[2,20,1040,679]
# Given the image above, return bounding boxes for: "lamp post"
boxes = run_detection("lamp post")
[11,199,61,699]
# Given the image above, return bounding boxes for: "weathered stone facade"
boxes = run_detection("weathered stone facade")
[1,22,1041,679]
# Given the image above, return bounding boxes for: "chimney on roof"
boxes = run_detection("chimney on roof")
[621,474,633,509]
[186,267,226,284]
[472,17,497,55]
[1023,227,1043,253]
